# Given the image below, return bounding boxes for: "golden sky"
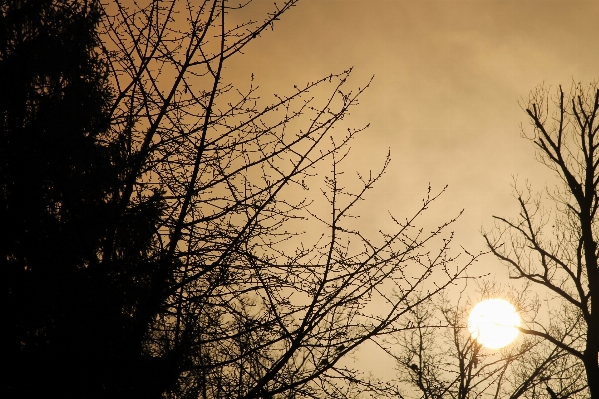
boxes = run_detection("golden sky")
[228,0,599,265]
[223,0,599,377]
[100,0,598,386]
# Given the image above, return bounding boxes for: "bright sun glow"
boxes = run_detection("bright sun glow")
[468,299,520,349]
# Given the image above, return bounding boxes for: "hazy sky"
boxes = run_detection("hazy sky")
[228,0,599,266]
[224,0,599,378]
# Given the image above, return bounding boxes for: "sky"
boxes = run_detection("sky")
[228,0,599,268]
[223,0,599,379]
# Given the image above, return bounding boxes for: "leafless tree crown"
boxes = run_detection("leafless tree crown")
[96,1,477,398]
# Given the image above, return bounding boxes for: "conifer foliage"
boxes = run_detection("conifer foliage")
[1,0,113,395]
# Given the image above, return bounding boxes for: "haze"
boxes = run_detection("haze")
[225,0,599,377]
[227,0,598,258]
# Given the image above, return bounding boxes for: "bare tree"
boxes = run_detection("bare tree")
[1,0,478,397]
[87,0,482,398]
[483,81,599,399]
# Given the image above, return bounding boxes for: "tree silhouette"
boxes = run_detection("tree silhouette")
[483,82,599,399]
[2,1,478,398]
[2,0,112,395]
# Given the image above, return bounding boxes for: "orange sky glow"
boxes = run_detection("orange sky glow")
[221,0,598,379]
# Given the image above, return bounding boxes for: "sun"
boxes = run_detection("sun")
[468,298,520,349]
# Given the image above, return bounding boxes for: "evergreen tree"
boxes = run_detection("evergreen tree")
[1,1,119,396]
